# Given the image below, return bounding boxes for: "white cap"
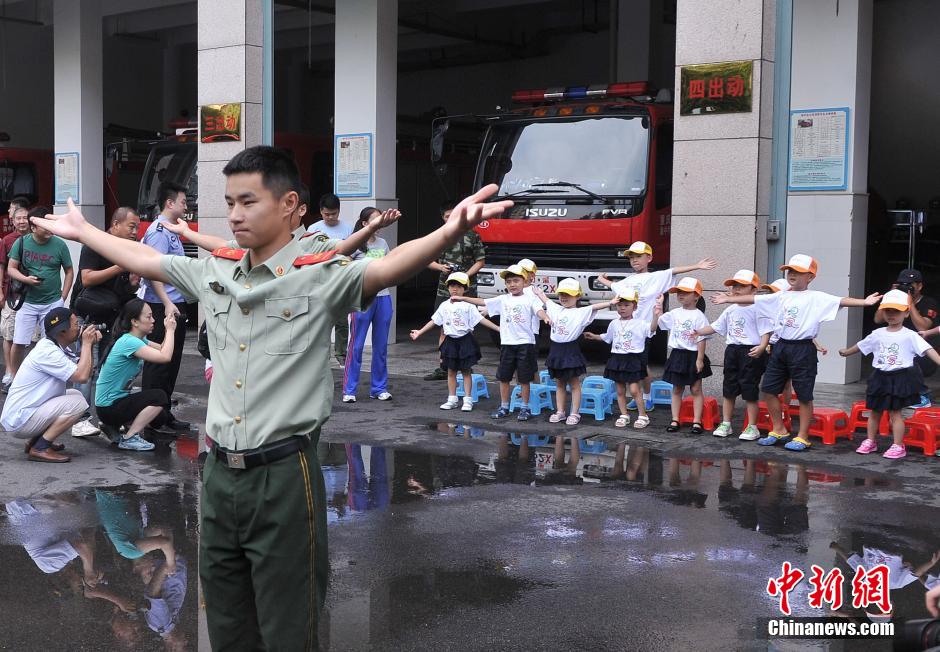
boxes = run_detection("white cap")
[879,289,910,312]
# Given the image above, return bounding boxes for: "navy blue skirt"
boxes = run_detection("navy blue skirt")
[604,352,647,384]
[866,366,925,411]
[662,348,712,387]
[440,333,482,371]
[547,340,588,381]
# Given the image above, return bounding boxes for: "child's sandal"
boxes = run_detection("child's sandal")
[666,420,680,433]
[615,414,630,428]
[565,413,581,426]
[690,422,704,435]
[548,411,567,424]
[633,415,650,429]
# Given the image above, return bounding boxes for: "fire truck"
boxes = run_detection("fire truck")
[433,81,674,322]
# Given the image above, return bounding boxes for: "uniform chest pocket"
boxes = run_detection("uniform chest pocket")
[204,294,232,350]
[265,296,311,355]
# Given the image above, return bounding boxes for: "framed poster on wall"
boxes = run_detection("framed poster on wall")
[54,152,80,204]
[787,107,850,191]
[334,133,373,198]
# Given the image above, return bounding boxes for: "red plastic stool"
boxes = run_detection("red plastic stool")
[848,400,890,434]
[742,401,792,433]
[806,407,852,445]
[678,396,720,430]
[806,471,844,483]
[903,411,940,456]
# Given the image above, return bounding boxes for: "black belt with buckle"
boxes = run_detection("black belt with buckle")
[208,435,308,470]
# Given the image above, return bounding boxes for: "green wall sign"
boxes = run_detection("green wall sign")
[680,60,753,116]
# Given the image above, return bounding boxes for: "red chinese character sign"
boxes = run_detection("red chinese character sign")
[200,104,242,143]
[680,60,753,116]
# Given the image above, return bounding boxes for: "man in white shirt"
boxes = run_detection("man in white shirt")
[307,193,353,362]
[1,307,100,462]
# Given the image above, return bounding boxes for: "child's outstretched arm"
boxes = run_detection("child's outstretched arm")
[588,297,618,312]
[649,296,664,334]
[839,293,882,308]
[595,273,614,288]
[694,325,717,337]
[749,332,772,358]
[410,320,436,340]
[838,344,860,357]
[479,317,500,333]
[452,295,486,306]
[711,293,756,305]
[919,325,940,338]
[583,331,603,341]
[924,348,940,366]
[672,258,717,275]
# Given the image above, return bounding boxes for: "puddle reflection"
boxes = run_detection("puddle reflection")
[0,484,197,651]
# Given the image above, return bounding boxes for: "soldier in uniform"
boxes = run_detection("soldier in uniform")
[36,146,512,651]
[424,201,487,380]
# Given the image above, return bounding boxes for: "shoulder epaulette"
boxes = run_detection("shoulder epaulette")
[211,247,246,261]
[293,250,338,267]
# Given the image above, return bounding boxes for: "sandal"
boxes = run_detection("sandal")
[549,411,567,424]
[615,414,630,428]
[565,413,581,426]
[666,420,680,433]
[633,415,650,429]
[690,422,704,435]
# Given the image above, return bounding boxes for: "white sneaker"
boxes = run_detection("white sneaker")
[71,419,101,437]
[738,425,761,441]
[372,392,393,401]
[440,397,459,410]
[461,397,474,412]
[342,394,356,403]
[712,422,732,438]
[1,373,10,385]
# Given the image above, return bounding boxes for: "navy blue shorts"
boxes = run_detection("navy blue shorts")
[496,344,537,383]
[760,339,818,402]
[723,344,768,402]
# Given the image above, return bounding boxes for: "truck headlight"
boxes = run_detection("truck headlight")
[477,272,495,286]
[589,276,623,291]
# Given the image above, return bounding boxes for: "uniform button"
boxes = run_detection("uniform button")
[241,307,249,315]
[244,284,251,290]
[282,309,291,318]
[234,416,242,424]
[235,380,243,388]
[239,343,246,351]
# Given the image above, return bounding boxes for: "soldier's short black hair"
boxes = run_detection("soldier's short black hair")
[222,146,300,200]
[319,193,340,211]
[156,180,188,210]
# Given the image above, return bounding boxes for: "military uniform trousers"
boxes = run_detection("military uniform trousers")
[201,434,328,651]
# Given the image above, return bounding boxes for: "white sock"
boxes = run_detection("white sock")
[643,392,651,401]
[447,395,458,402]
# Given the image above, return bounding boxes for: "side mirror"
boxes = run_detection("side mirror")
[430,118,450,165]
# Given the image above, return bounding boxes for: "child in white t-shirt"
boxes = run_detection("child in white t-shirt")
[584,289,662,428]
[411,272,499,412]
[714,254,880,452]
[694,270,774,441]
[534,278,617,426]
[596,241,716,411]
[657,277,712,434]
[453,264,548,421]
[840,290,940,459]
[518,258,545,335]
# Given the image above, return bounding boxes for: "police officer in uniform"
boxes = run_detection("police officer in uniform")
[424,201,487,380]
[36,146,512,651]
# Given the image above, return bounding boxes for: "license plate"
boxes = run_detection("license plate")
[535,452,554,470]
[533,275,557,293]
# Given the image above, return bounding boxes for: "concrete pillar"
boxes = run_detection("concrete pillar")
[612,0,651,82]
[786,0,872,383]
[196,0,265,245]
[54,0,104,241]
[671,0,777,386]
[334,0,399,343]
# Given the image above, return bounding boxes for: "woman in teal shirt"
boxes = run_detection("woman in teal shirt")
[95,299,177,451]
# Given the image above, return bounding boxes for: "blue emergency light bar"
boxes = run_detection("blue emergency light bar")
[511,81,652,104]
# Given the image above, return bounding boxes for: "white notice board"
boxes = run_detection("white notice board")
[787,107,850,191]
[334,133,373,198]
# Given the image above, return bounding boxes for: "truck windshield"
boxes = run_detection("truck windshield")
[479,116,650,200]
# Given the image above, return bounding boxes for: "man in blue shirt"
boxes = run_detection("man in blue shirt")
[140,181,190,431]
[306,193,353,362]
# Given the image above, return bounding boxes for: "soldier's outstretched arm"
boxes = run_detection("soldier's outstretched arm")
[34,199,169,282]
[361,185,511,300]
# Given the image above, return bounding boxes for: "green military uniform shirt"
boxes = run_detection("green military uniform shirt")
[435,229,485,297]
[161,230,369,451]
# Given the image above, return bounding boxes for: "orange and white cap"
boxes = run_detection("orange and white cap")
[499,264,527,279]
[879,289,910,312]
[518,258,538,273]
[616,288,640,303]
[557,278,582,296]
[625,241,652,256]
[723,269,761,288]
[668,277,703,295]
[780,253,818,275]
[762,278,790,293]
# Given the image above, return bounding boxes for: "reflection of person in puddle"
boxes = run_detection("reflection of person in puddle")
[717,460,759,530]
[928,584,940,617]
[94,490,177,573]
[346,444,390,510]
[540,435,583,486]
[494,434,536,485]
[754,462,809,536]
[132,554,190,651]
[666,458,707,508]
[610,444,650,482]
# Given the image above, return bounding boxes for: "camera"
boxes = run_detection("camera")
[893,618,940,651]
[897,281,914,294]
[445,264,463,273]
[79,319,107,332]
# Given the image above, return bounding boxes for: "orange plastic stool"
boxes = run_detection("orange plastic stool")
[848,400,890,435]
[742,401,793,433]
[902,412,940,456]
[678,396,720,430]
[806,407,852,445]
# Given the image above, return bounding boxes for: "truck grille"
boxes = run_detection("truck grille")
[482,243,627,270]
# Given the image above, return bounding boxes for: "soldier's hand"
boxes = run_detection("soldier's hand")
[35,197,88,242]
[368,208,400,231]
[444,184,513,237]
[162,220,190,236]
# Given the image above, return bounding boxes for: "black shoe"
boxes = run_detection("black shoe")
[145,426,178,438]
[148,423,179,435]
[423,367,447,381]
[166,417,193,431]
[99,422,124,444]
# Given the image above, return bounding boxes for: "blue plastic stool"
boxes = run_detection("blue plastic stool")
[538,369,552,385]
[510,433,551,447]
[455,373,490,402]
[509,383,554,415]
[583,376,616,404]
[579,387,611,421]
[651,380,674,406]
[579,439,608,454]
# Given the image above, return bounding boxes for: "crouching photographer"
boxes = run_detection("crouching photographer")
[94,299,176,452]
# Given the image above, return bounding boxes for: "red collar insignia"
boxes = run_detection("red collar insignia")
[211,247,246,261]
[293,250,338,267]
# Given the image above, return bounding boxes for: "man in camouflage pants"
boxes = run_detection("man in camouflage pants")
[424,201,486,380]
